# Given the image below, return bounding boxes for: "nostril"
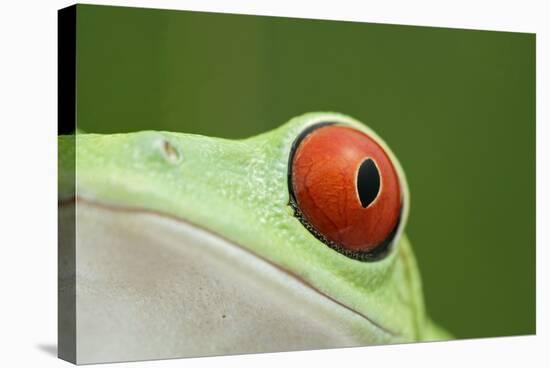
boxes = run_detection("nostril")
[160,139,181,164]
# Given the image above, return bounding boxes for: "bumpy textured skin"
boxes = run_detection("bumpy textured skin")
[58,112,450,343]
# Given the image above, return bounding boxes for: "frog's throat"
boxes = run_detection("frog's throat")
[60,196,399,361]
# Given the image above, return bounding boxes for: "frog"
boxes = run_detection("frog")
[58,112,451,364]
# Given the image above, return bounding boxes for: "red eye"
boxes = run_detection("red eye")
[289,124,402,260]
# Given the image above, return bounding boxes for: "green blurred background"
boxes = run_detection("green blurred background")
[75,4,535,339]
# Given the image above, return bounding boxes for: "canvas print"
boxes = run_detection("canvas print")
[58,4,536,364]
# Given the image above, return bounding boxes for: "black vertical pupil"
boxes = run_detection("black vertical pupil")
[356,158,381,208]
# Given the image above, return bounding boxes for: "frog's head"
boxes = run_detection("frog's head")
[59,112,444,363]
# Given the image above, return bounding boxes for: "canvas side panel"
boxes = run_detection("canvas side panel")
[58,4,77,364]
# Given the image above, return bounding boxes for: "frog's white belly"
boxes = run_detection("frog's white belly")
[58,199,393,364]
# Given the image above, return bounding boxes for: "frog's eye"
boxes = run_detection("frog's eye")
[289,123,402,261]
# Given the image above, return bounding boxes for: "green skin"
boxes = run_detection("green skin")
[59,112,450,345]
